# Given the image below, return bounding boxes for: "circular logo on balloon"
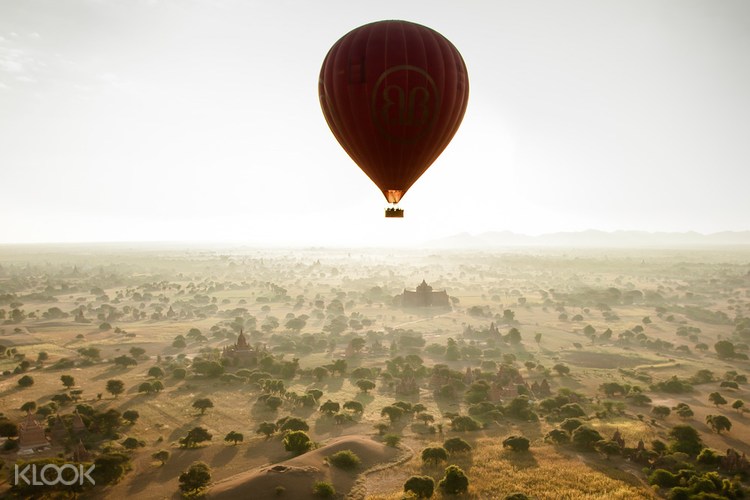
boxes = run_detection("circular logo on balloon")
[371,65,440,143]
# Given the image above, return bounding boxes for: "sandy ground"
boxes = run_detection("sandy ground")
[209,435,401,499]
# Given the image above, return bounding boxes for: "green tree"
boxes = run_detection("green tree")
[553,364,570,376]
[313,366,329,381]
[381,405,404,423]
[152,449,170,465]
[129,347,146,358]
[60,374,75,389]
[438,465,469,495]
[328,450,361,470]
[122,437,145,449]
[265,395,283,411]
[668,424,703,456]
[651,405,671,419]
[696,448,721,466]
[17,375,34,388]
[544,429,570,444]
[502,435,530,452]
[714,340,736,359]
[571,426,603,451]
[443,437,472,454]
[180,427,212,448]
[343,400,364,414]
[113,355,137,368]
[450,415,481,432]
[224,431,244,445]
[594,440,621,460]
[506,328,522,345]
[349,337,367,353]
[384,434,401,447]
[78,347,101,360]
[0,420,19,437]
[256,421,278,438]
[307,388,323,401]
[319,400,340,415]
[279,417,309,432]
[356,379,376,393]
[20,401,37,413]
[193,359,224,377]
[709,392,727,408]
[283,430,312,455]
[147,366,164,379]
[421,446,448,464]
[88,408,119,436]
[706,414,732,434]
[122,410,139,424]
[105,379,124,398]
[285,317,306,333]
[193,398,214,415]
[83,453,127,486]
[673,403,694,419]
[179,461,211,494]
[404,475,435,498]
[313,481,335,498]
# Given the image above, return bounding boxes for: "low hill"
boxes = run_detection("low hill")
[209,436,401,499]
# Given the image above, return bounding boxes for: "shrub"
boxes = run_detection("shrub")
[560,418,584,433]
[404,475,435,498]
[438,465,469,495]
[649,468,679,488]
[122,410,139,424]
[313,481,335,498]
[443,437,472,454]
[180,427,212,448]
[328,450,360,470]
[696,448,721,466]
[283,430,312,455]
[571,426,603,451]
[179,461,211,493]
[279,417,309,432]
[559,403,586,418]
[450,415,481,432]
[421,446,448,464]
[668,424,703,456]
[384,434,401,447]
[502,435,530,452]
[545,429,570,444]
[91,453,131,485]
[152,449,170,465]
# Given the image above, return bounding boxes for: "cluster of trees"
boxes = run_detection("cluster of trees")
[404,465,470,497]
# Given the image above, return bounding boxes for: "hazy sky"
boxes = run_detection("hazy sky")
[1,0,749,246]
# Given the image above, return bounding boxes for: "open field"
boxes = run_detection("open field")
[0,245,749,499]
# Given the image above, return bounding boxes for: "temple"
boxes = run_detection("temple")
[222,330,264,366]
[18,412,50,452]
[398,280,451,308]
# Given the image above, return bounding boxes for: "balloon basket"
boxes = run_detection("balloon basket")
[385,208,404,218]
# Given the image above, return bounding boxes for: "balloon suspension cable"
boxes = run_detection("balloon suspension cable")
[385,205,404,218]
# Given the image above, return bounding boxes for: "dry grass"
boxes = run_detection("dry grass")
[365,438,655,500]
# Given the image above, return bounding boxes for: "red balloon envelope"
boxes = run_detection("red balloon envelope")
[319,20,469,215]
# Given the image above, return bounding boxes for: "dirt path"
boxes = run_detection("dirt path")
[347,442,415,500]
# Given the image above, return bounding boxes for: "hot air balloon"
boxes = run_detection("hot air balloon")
[319,20,469,217]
